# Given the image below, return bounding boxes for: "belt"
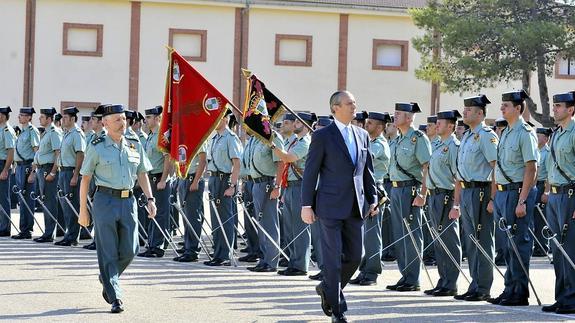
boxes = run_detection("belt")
[60,166,75,171]
[39,163,54,168]
[96,186,133,199]
[460,181,490,189]
[209,171,230,179]
[16,160,33,165]
[550,183,575,195]
[287,179,302,184]
[429,188,453,196]
[391,179,420,188]
[496,182,522,192]
[252,176,274,183]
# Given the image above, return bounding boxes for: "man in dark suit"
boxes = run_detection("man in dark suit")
[301,90,378,323]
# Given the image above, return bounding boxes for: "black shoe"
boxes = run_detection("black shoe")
[204,258,230,266]
[381,255,397,262]
[278,258,289,267]
[423,258,437,266]
[331,313,348,323]
[542,302,561,312]
[79,233,92,240]
[83,242,97,250]
[309,272,323,281]
[433,288,457,297]
[178,241,184,246]
[316,284,332,317]
[33,236,53,243]
[176,248,186,254]
[359,278,377,286]
[454,291,472,300]
[137,248,164,258]
[55,239,78,246]
[396,284,420,292]
[0,231,12,237]
[386,282,402,291]
[11,232,32,239]
[556,305,575,314]
[349,276,364,285]
[111,299,124,313]
[247,264,276,272]
[500,297,529,306]
[424,287,440,295]
[465,292,490,302]
[487,293,505,305]
[238,254,259,262]
[173,254,198,262]
[277,268,307,276]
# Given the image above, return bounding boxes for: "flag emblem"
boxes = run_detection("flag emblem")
[204,97,221,111]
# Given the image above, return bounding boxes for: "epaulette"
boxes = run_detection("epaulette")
[91,136,105,145]
[521,123,533,132]
[481,126,493,133]
[50,125,55,130]
[28,125,33,130]
[3,127,8,132]
[126,137,139,143]
[414,130,424,137]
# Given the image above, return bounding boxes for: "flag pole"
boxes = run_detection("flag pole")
[240,69,314,133]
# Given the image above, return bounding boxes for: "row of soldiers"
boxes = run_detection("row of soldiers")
[1,89,574,314]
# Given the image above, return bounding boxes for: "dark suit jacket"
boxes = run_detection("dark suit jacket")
[301,121,377,219]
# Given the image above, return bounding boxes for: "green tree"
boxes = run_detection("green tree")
[411,0,575,126]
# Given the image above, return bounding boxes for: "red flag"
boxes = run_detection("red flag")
[158,49,231,177]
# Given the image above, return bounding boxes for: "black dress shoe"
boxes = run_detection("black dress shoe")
[309,272,323,281]
[204,258,230,266]
[542,302,561,312]
[386,282,402,291]
[55,239,78,246]
[0,231,11,237]
[33,236,53,243]
[111,299,124,313]
[251,264,276,272]
[278,258,289,267]
[555,305,575,314]
[487,293,506,305]
[178,241,184,246]
[331,313,348,323]
[349,276,364,285]
[316,284,332,317]
[83,242,97,250]
[500,297,529,306]
[359,278,377,286]
[137,248,164,258]
[277,268,307,276]
[424,287,440,295]
[454,291,472,300]
[396,284,420,292]
[11,232,32,239]
[238,254,259,262]
[173,254,198,262]
[433,288,457,297]
[465,292,490,301]
[381,255,397,262]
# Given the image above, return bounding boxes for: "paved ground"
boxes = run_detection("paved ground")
[1,210,574,322]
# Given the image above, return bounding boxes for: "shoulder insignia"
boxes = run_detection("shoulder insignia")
[442,146,449,153]
[91,137,105,145]
[474,133,480,141]
[521,123,533,132]
[126,137,139,142]
[490,137,498,144]
[411,136,417,143]
[482,126,493,132]
[50,126,55,130]
[28,125,33,130]
[3,128,8,132]
[414,130,424,137]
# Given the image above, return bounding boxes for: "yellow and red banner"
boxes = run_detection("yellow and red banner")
[159,48,231,177]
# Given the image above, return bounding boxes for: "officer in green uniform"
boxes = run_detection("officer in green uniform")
[454,95,498,302]
[133,112,148,147]
[540,92,575,314]
[123,110,139,140]
[273,112,315,276]
[382,116,398,262]
[32,108,63,243]
[427,115,440,148]
[488,90,538,306]
[204,110,242,266]
[247,126,284,272]
[81,115,93,136]
[350,111,390,285]
[138,106,172,258]
[532,127,551,257]
[11,108,40,239]
[173,142,207,262]
[0,107,16,237]
[78,104,155,313]
[386,102,432,292]
[424,110,462,297]
[238,134,261,263]
[55,107,87,246]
